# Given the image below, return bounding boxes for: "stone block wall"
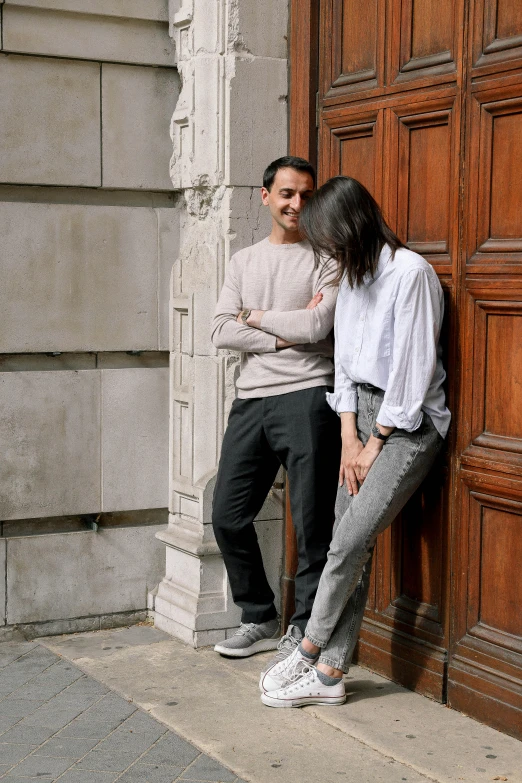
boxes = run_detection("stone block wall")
[0,0,179,637]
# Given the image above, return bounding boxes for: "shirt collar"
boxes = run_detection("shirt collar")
[362,244,392,287]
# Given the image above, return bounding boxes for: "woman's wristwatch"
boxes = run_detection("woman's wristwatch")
[371,425,389,443]
[239,308,251,324]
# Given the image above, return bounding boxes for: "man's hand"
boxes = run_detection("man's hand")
[237,292,324,329]
[306,292,323,309]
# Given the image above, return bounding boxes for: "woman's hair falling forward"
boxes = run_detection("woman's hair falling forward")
[299,176,405,288]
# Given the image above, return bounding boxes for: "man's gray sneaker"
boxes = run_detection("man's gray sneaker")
[214,619,280,658]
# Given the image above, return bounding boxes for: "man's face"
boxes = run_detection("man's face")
[261,167,314,234]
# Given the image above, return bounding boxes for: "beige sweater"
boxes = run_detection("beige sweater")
[211,238,338,398]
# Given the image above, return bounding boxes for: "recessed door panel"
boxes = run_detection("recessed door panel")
[320,108,383,200]
[341,0,378,76]
[479,505,522,639]
[389,0,459,84]
[340,130,377,194]
[321,0,384,99]
[388,98,458,275]
[485,313,522,442]
[462,288,522,468]
[468,86,522,270]
[472,0,522,75]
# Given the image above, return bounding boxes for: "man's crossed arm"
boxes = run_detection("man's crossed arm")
[236,293,324,350]
[211,256,337,353]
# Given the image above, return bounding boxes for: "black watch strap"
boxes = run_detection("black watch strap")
[371,425,389,442]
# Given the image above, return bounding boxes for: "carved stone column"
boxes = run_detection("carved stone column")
[154,0,288,646]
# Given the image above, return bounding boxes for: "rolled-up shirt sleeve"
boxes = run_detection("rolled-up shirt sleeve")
[377,269,441,431]
[326,308,358,414]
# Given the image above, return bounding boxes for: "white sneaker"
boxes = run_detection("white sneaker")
[261,667,346,708]
[259,643,315,693]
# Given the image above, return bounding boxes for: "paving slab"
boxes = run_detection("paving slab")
[0,744,38,765]
[0,725,57,745]
[0,639,247,783]
[0,643,39,668]
[56,772,118,783]
[115,762,184,782]
[41,626,522,783]
[180,755,238,782]
[4,755,74,778]
[34,737,100,759]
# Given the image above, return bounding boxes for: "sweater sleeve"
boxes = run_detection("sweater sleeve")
[211,258,277,353]
[258,258,338,343]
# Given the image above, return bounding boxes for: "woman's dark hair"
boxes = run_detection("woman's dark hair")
[299,176,404,288]
[263,156,316,191]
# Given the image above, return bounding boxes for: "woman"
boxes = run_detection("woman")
[259,176,451,707]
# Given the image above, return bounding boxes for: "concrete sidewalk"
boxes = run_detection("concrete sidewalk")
[1,625,521,783]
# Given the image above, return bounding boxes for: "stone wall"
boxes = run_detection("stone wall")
[0,0,180,637]
[154,0,289,646]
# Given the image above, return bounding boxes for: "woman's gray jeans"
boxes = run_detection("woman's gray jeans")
[305,383,444,672]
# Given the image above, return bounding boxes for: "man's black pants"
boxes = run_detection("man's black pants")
[212,386,341,636]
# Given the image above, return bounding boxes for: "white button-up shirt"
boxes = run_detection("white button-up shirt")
[326,244,451,438]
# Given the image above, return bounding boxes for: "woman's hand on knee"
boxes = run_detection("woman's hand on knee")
[339,435,364,495]
[353,439,383,484]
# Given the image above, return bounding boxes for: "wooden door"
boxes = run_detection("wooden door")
[289,0,522,738]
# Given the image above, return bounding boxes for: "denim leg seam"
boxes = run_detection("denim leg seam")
[306,544,369,651]
[318,573,365,673]
[338,575,365,671]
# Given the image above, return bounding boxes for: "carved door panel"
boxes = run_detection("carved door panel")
[290,0,522,737]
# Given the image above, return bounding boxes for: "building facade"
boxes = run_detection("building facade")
[1,0,521,742]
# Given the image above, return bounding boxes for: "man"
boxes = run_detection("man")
[210,156,340,663]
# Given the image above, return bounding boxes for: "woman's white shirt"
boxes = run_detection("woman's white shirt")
[326,244,451,438]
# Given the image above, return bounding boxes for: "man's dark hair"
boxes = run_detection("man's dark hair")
[263,156,316,191]
[300,176,405,288]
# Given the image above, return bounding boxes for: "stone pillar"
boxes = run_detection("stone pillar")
[154,0,289,646]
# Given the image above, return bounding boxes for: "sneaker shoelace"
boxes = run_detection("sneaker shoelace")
[281,654,312,684]
[285,668,316,694]
[271,631,298,663]
[235,623,257,636]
